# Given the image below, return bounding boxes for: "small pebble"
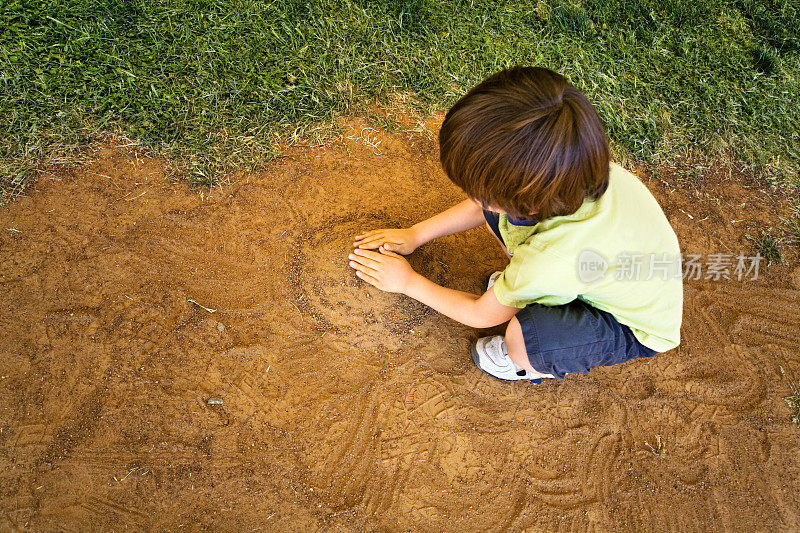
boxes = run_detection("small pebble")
[207,397,223,406]
[216,323,225,332]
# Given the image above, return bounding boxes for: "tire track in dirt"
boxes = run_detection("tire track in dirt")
[38,388,105,468]
[79,495,149,529]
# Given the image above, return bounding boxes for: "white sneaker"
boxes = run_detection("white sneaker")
[471,335,553,382]
[472,335,545,381]
[486,271,503,290]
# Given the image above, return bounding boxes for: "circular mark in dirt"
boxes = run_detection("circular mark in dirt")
[288,213,449,336]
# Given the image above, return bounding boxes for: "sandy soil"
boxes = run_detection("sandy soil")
[1,117,799,531]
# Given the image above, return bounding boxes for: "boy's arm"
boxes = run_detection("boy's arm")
[354,199,486,253]
[411,198,487,245]
[348,247,519,328]
[404,274,519,328]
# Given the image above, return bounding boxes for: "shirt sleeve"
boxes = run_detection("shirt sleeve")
[491,245,580,308]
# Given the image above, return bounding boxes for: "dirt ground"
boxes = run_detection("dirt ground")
[1,116,799,531]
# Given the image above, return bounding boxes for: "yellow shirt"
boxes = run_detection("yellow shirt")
[492,163,683,352]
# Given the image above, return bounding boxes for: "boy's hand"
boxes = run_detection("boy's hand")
[348,246,417,293]
[353,228,420,255]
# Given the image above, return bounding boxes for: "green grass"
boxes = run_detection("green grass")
[746,229,784,264]
[783,201,800,250]
[2,0,799,200]
[783,218,800,249]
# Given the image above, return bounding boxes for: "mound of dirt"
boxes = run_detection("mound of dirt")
[0,119,798,531]
[287,212,449,340]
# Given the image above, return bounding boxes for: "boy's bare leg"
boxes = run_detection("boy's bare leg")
[486,223,512,258]
[505,316,551,377]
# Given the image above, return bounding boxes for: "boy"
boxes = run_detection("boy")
[348,66,682,382]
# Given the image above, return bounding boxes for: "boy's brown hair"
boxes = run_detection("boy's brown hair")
[439,66,610,220]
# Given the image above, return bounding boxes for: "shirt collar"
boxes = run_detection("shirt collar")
[507,215,539,226]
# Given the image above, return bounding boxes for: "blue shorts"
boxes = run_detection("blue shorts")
[483,210,658,380]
